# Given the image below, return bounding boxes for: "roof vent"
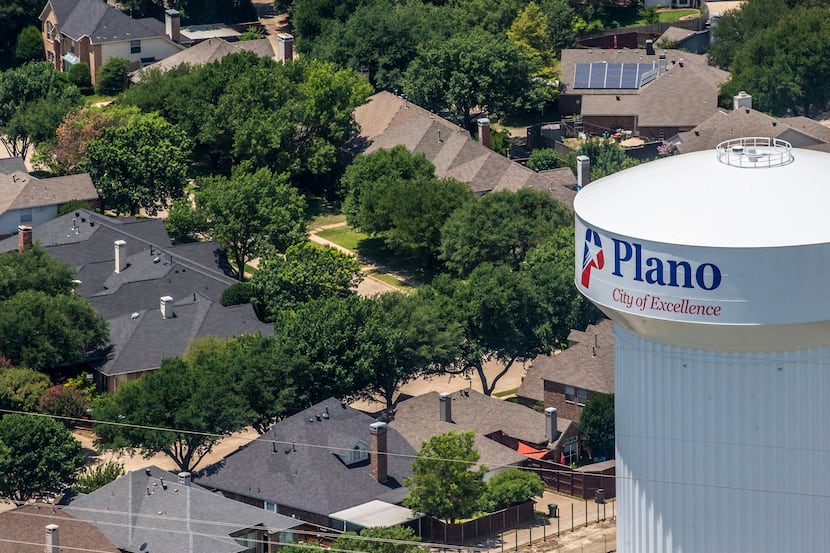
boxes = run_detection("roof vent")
[160,296,175,319]
[716,137,793,168]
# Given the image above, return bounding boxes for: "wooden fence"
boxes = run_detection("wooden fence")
[418,501,536,545]
[523,459,616,501]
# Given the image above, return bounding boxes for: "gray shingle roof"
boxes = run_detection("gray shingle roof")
[65,466,301,553]
[390,390,574,469]
[353,92,576,209]
[519,319,615,402]
[47,0,176,44]
[197,398,416,518]
[0,157,27,175]
[131,38,275,82]
[0,172,97,213]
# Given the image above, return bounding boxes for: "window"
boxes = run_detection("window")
[20,209,32,224]
[564,385,575,403]
[563,436,579,465]
[264,501,278,513]
[47,51,55,63]
[130,40,141,54]
[577,388,589,406]
[70,40,76,54]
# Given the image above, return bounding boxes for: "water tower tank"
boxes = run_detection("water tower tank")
[574,138,830,553]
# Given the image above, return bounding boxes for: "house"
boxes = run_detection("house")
[352,91,577,209]
[196,398,420,532]
[0,161,97,237]
[0,210,268,391]
[130,37,276,83]
[63,466,303,553]
[389,389,581,469]
[672,92,830,154]
[40,0,187,84]
[0,503,120,553]
[558,48,729,142]
[518,319,614,424]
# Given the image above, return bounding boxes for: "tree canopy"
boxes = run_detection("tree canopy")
[0,414,85,503]
[0,244,76,300]
[484,468,545,510]
[332,526,427,553]
[0,365,51,413]
[579,392,615,460]
[404,430,487,523]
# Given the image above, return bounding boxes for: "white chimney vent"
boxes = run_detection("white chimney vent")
[46,524,59,553]
[114,240,127,273]
[160,296,174,319]
[178,472,191,487]
[545,407,558,444]
[733,91,752,111]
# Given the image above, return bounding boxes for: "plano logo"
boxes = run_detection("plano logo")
[581,228,605,288]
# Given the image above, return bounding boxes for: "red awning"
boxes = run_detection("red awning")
[517,442,549,460]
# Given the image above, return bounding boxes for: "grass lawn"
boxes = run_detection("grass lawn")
[84,94,115,105]
[656,9,699,23]
[365,269,413,290]
[493,387,519,398]
[316,225,366,252]
[603,7,700,27]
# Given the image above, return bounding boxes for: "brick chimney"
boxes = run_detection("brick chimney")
[277,33,294,62]
[160,296,175,319]
[114,240,127,273]
[576,155,590,190]
[178,472,191,487]
[165,10,181,43]
[477,118,491,149]
[17,225,32,252]
[45,524,59,553]
[545,407,558,444]
[369,422,388,484]
[439,392,452,423]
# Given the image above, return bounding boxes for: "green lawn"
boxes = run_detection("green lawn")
[316,225,366,252]
[84,94,115,105]
[601,7,700,28]
[365,269,413,290]
[656,9,699,23]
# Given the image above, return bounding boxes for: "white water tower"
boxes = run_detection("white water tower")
[574,138,830,552]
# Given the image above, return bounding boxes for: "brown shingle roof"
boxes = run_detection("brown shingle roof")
[353,91,576,208]
[519,319,615,403]
[0,172,97,212]
[0,504,120,553]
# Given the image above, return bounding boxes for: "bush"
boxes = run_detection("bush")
[0,365,51,412]
[58,200,93,216]
[95,57,130,96]
[484,468,545,510]
[68,62,92,94]
[39,385,90,428]
[527,148,562,171]
[221,282,253,306]
[15,25,43,63]
[73,461,125,493]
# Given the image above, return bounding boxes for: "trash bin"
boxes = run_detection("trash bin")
[547,503,558,517]
[595,489,606,504]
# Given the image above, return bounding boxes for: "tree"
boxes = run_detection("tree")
[39,385,90,428]
[14,25,43,63]
[404,430,487,523]
[507,2,557,80]
[484,468,545,510]
[332,526,427,553]
[84,111,192,215]
[574,138,641,181]
[707,0,787,70]
[95,57,130,95]
[579,392,614,460]
[440,188,570,276]
[341,146,436,230]
[94,352,250,472]
[538,0,577,50]
[0,244,76,300]
[68,62,92,94]
[403,29,539,122]
[0,414,85,503]
[0,290,108,373]
[73,461,125,494]
[250,242,362,319]
[526,148,562,171]
[0,365,51,413]
[238,26,265,41]
[0,0,43,54]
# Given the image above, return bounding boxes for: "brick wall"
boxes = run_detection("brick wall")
[543,380,587,421]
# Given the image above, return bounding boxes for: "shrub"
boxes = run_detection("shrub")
[15,26,43,63]
[58,200,93,216]
[68,62,93,94]
[0,366,51,412]
[527,148,562,171]
[484,468,545,510]
[221,282,253,307]
[73,461,125,493]
[95,57,130,96]
[39,385,89,428]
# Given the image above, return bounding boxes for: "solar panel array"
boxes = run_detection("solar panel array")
[573,63,659,89]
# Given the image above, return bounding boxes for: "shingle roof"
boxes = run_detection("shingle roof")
[101,294,271,376]
[131,37,275,82]
[0,504,120,553]
[674,107,830,153]
[47,0,177,44]
[519,319,615,402]
[0,157,27,175]
[353,92,576,209]
[65,466,301,553]
[0,172,97,213]
[196,398,416,517]
[390,390,575,469]
[657,26,697,44]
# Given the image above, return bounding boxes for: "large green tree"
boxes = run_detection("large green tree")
[0,0,43,53]
[0,290,108,373]
[579,392,615,460]
[0,365,51,413]
[250,242,362,320]
[0,244,76,300]
[0,414,85,504]
[439,188,570,276]
[194,165,308,280]
[484,468,545,510]
[404,430,487,523]
[707,0,788,70]
[94,352,250,472]
[84,111,191,215]
[14,25,43,63]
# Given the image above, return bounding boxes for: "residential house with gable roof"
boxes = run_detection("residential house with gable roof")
[352,91,577,209]
[0,209,269,391]
[196,398,420,532]
[0,159,97,237]
[389,389,580,470]
[518,319,614,429]
[63,465,303,553]
[558,48,728,142]
[0,503,119,553]
[40,0,187,84]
